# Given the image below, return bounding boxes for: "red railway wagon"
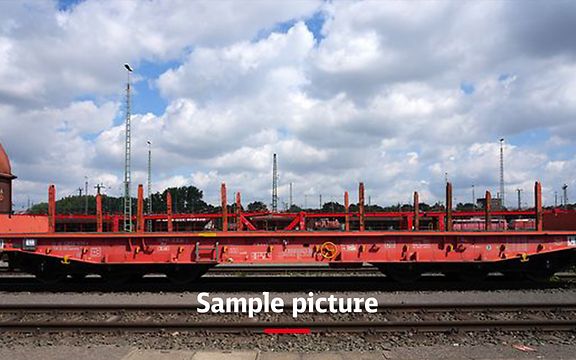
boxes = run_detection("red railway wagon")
[453,218,507,231]
[0,146,575,283]
[510,219,536,231]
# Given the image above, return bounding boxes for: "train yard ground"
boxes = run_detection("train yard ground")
[0,269,574,293]
[0,273,575,359]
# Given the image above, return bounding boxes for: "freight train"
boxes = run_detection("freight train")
[0,144,575,284]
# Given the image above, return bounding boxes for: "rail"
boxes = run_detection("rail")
[0,302,574,333]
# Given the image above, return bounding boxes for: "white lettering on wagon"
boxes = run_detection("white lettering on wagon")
[412,241,431,249]
[568,236,576,247]
[52,246,82,251]
[284,248,313,257]
[251,252,268,260]
[227,247,243,255]
[54,241,89,247]
[382,241,396,249]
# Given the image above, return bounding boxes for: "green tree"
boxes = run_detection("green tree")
[456,202,476,211]
[247,201,268,212]
[27,185,209,215]
[322,201,345,212]
[288,204,302,212]
[365,204,385,212]
[159,186,208,213]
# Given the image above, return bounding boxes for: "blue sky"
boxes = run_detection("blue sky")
[122,10,327,119]
[57,0,83,11]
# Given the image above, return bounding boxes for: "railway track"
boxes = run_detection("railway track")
[1,302,575,333]
[1,264,574,277]
[0,265,380,274]
[0,273,573,294]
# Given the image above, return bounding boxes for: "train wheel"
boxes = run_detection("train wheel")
[101,271,135,285]
[129,272,144,282]
[500,271,525,281]
[69,273,87,282]
[35,271,66,284]
[34,260,66,284]
[525,270,554,282]
[458,268,487,282]
[443,272,460,281]
[166,266,208,285]
[523,257,557,282]
[385,264,421,283]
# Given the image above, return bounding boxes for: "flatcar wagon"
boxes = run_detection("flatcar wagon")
[0,144,574,283]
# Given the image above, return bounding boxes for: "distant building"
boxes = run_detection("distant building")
[476,197,504,210]
[0,143,16,214]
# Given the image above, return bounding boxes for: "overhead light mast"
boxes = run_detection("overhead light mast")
[147,140,152,232]
[123,63,133,232]
[499,138,505,208]
[562,184,568,209]
[272,153,278,212]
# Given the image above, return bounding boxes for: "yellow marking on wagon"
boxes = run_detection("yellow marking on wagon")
[199,232,218,237]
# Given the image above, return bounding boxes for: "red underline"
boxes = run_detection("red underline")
[264,328,311,334]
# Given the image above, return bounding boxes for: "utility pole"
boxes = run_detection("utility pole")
[319,194,322,209]
[554,191,558,208]
[78,187,83,197]
[499,138,505,208]
[271,153,278,212]
[123,63,133,232]
[147,141,152,214]
[289,182,293,208]
[472,185,476,208]
[147,141,152,232]
[562,184,568,209]
[516,188,522,210]
[95,184,106,212]
[94,184,105,195]
[84,176,88,214]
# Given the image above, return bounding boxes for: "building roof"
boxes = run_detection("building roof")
[0,143,15,179]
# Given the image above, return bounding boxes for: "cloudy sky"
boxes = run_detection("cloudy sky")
[1,0,575,211]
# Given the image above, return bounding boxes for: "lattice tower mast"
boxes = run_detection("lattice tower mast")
[123,64,133,232]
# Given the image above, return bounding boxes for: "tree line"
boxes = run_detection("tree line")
[29,186,213,215]
[27,184,487,215]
